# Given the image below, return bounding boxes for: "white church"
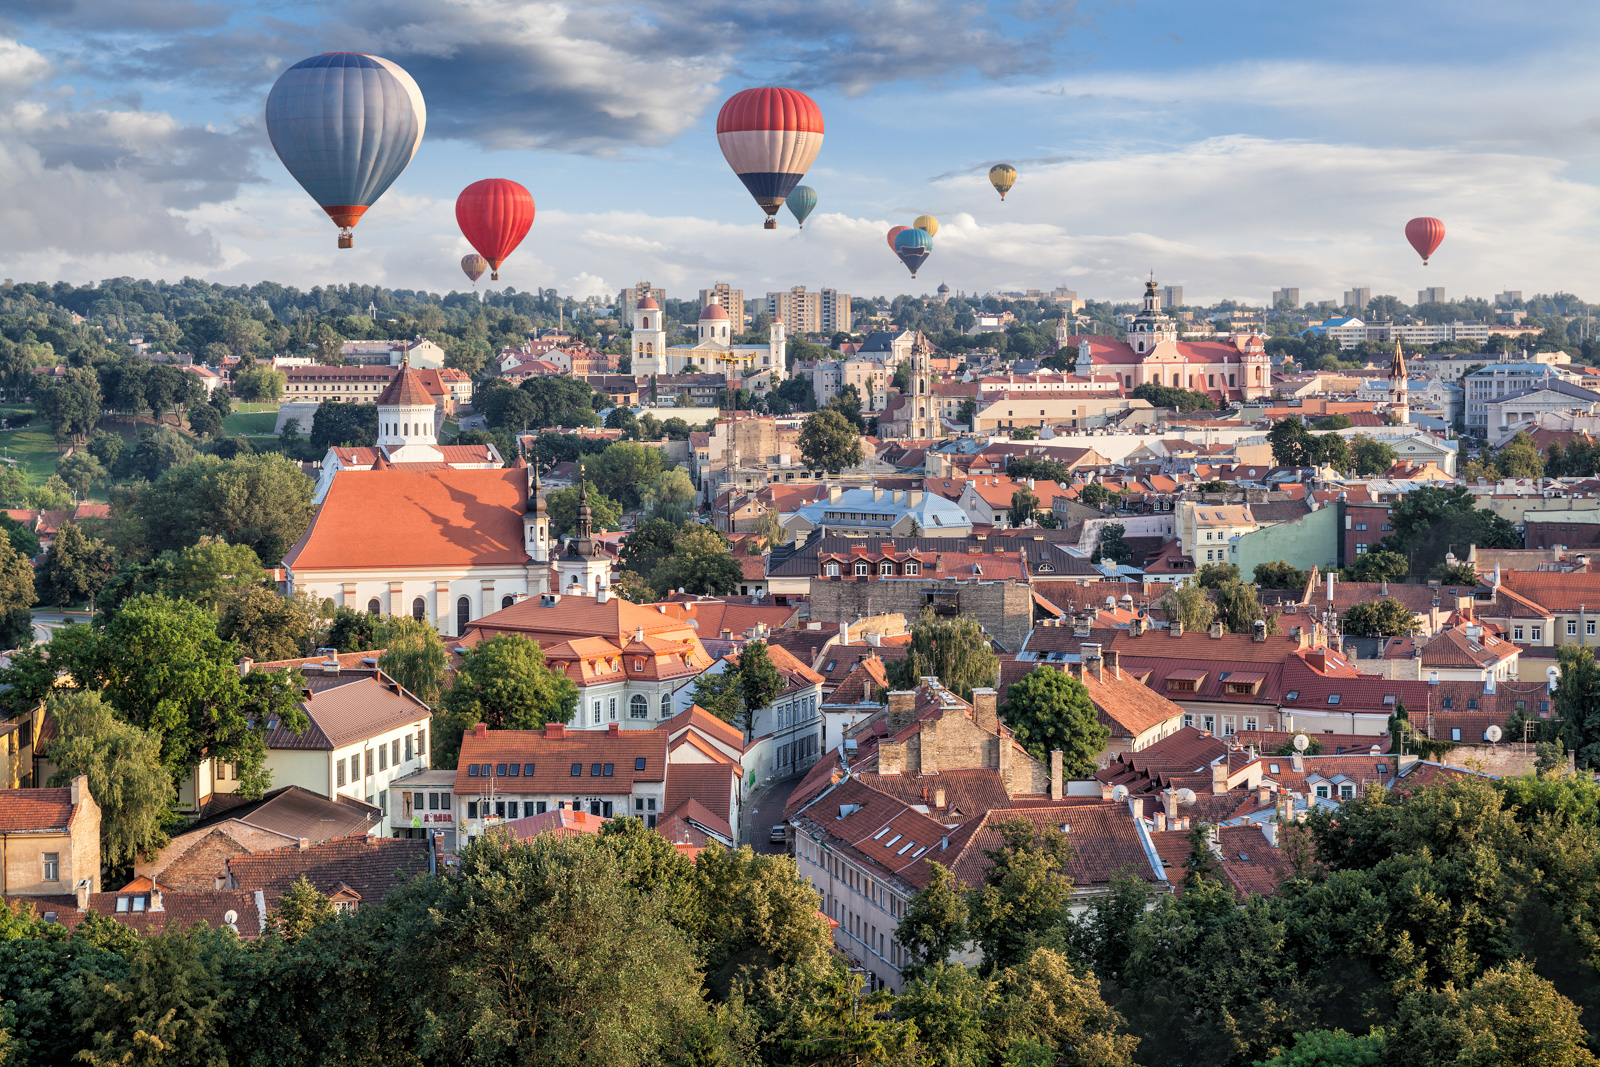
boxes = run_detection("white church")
[631,298,787,379]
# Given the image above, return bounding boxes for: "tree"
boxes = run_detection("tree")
[1385,485,1519,576]
[1428,561,1480,586]
[270,875,337,942]
[799,409,864,473]
[1183,822,1223,888]
[782,969,921,1067]
[217,585,310,661]
[897,862,969,980]
[122,425,197,481]
[1341,599,1422,638]
[1197,562,1241,589]
[1347,549,1409,583]
[619,518,681,588]
[36,367,102,442]
[826,384,866,430]
[992,949,1140,1067]
[1161,580,1215,633]
[1492,431,1545,479]
[1268,419,1314,466]
[232,365,285,402]
[436,634,578,766]
[590,442,665,509]
[1388,961,1598,1067]
[0,513,37,560]
[654,524,741,596]
[886,610,998,700]
[0,533,33,649]
[519,375,601,428]
[309,400,378,452]
[1316,433,1351,472]
[56,451,107,497]
[44,691,175,869]
[1312,414,1353,431]
[1550,644,1600,767]
[641,467,696,525]
[312,321,344,364]
[1095,522,1132,565]
[735,641,785,740]
[1214,580,1272,634]
[186,399,223,438]
[1009,456,1072,484]
[102,539,266,616]
[544,485,622,538]
[1349,434,1397,476]
[1008,488,1037,527]
[377,616,448,706]
[966,818,1076,972]
[999,665,1109,772]
[37,522,115,608]
[124,453,316,566]
[1255,1029,1385,1067]
[1255,560,1308,590]
[72,926,236,1067]
[1131,382,1216,412]
[689,668,745,726]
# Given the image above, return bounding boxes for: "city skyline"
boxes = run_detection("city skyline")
[0,1,1595,303]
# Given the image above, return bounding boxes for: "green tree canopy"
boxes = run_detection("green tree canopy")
[998,665,1109,772]
[436,634,578,766]
[799,408,864,473]
[885,609,999,700]
[1341,599,1422,637]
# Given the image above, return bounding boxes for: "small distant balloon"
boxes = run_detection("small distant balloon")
[455,179,535,281]
[461,254,488,286]
[913,214,939,237]
[786,185,817,229]
[989,163,1017,201]
[893,227,932,278]
[1405,217,1446,265]
[887,225,910,251]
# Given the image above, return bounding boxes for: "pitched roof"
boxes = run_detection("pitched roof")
[284,468,532,571]
[945,804,1159,890]
[375,361,435,406]
[179,785,379,842]
[226,834,429,906]
[1217,824,1295,899]
[0,787,76,832]
[18,890,267,937]
[454,724,668,794]
[1419,627,1518,669]
[1076,665,1188,739]
[265,671,430,750]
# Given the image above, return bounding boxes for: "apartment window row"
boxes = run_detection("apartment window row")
[334,729,426,788]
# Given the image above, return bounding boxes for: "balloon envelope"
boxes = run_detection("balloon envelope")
[785,185,817,228]
[914,214,939,237]
[887,225,910,251]
[989,163,1017,200]
[717,87,825,229]
[894,227,932,277]
[461,254,488,284]
[266,53,426,248]
[1405,217,1445,264]
[455,179,535,280]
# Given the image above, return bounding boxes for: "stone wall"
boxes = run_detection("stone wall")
[809,578,1034,653]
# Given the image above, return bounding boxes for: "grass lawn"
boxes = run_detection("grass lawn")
[223,409,280,436]
[0,422,66,482]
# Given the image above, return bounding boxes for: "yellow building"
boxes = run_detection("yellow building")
[1,776,101,896]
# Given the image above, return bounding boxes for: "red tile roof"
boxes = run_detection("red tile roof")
[375,361,435,406]
[225,834,429,907]
[1217,824,1295,899]
[0,787,76,832]
[454,723,668,794]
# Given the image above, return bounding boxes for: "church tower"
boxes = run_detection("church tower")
[1127,277,1179,355]
[631,296,667,377]
[698,303,732,346]
[375,358,443,463]
[768,316,787,376]
[523,456,550,565]
[558,469,611,597]
[1389,342,1410,424]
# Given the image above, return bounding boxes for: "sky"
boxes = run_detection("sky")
[1,0,1598,308]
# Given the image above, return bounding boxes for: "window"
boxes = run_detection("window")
[505,763,518,777]
[379,746,387,771]
[905,560,919,576]
[661,694,672,718]
[1587,620,1595,636]
[536,801,547,814]
[1570,620,1579,636]
[1327,694,1341,704]
[404,735,413,762]
[855,561,869,577]
[1202,715,1215,733]
[603,763,614,776]
[468,764,480,777]
[1514,626,1525,641]
[1222,716,1236,735]
[1356,523,1367,531]
[1183,713,1194,728]
[506,802,518,819]
[635,757,646,771]
[1245,716,1258,731]
[412,596,426,621]
[592,701,601,725]
[590,763,602,776]
[1315,784,1329,798]
[826,562,840,577]
[428,792,439,810]
[1443,697,1453,708]
[418,730,426,757]
[367,598,380,614]
[42,853,59,881]
[337,758,347,786]
[1339,784,1354,799]
[379,790,387,816]
[608,697,617,721]
[456,596,471,632]
[571,763,582,776]
[392,739,400,765]
[1533,626,1543,641]
[1467,698,1478,709]
[523,763,534,776]
[365,751,374,777]
[1451,728,1462,741]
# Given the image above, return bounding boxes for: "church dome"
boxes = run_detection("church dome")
[375,359,433,407]
[637,297,659,310]
[699,304,729,320]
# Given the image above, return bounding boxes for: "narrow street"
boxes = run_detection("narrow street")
[744,772,805,855]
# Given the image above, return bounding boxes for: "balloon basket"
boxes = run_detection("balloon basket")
[763,218,776,230]
[338,232,354,249]
[491,272,500,280]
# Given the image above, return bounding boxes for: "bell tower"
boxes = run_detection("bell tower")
[558,469,611,597]
[631,296,667,377]
[1389,342,1410,424]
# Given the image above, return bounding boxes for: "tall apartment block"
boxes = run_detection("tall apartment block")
[619,281,666,324]
[1272,287,1301,308]
[700,282,745,324]
[765,286,852,334]
[1343,287,1371,310]
[1418,286,1447,304]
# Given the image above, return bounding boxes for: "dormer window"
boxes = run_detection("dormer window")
[826,562,840,577]
[879,562,894,576]
[905,561,919,576]
[855,562,869,577]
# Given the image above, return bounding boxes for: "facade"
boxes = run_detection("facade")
[693,644,824,783]
[699,282,744,322]
[619,281,667,324]
[787,486,974,540]
[1074,280,1271,402]
[632,302,785,379]
[1418,286,1447,304]
[1272,287,1301,308]
[1343,287,1371,309]
[1485,380,1600,434]
[765,286,852,335]
[1464,361,1564,432]
[804,357,892,411]
[340,337,445,369]
[0,777,100,896]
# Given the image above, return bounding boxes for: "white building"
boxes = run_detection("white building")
[340,338,446,369]
[632,300,786,380]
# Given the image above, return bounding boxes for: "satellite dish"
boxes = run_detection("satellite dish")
[1177,787,1197,805]
[1292,733,1310,752]
[1485,725,1502,743]
[223,910,238,925]
[1111,784,1129,801]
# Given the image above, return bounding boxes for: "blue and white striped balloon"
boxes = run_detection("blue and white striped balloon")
[265,53,426,248]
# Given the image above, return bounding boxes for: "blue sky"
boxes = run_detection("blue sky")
[0,0,1596,308]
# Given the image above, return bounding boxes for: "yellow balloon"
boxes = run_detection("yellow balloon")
[989,163,1017,201]
[913,215,939,237]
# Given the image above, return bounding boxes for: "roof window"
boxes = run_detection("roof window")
[1284,691,1299,701]
[570,763,582,776]
[507,764,519,776]
[897,840,917,855]
[603,764,614,776]
[883,834,902,848]
[468,765,480,777]
[1327,694,1341,704]
[635,757,646,771]
[496,764,507,776]
[523,764,535,776]
[873,827,890,840]
[591,763,602,776]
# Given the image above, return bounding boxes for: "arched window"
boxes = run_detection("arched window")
[411,597,426,621]
[366,598,380,615]
[643,316,650,329]
[825,562,840,577]
[854,561,869,577]
[904,561,920,576]
[1171,374,1180,387]
[630,695,648,719]
[878,561,894,576]
[501,595,515,608]
[403,422,409,435]
[456,596,470,632]
[661,694,673,718]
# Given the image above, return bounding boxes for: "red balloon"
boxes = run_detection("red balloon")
[887,225,909,251]
[456,179,535,280]
[1405,217,1445,265]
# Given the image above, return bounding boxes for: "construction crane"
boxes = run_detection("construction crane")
[710,347,758,536]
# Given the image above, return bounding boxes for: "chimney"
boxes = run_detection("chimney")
[597,585,611,604]
[149,888,164,913]
[1104,649,1121,679]
[934,787,946,809]
[1493,562,1501,587]
[1099,782,1114,800]
[1082,642,1103,681]
[1257,783,1271,807]
[1163,787,1181,817]
[1211,760,1229,795]
[238,657,253,676]
[971,688,999,734]
[607,722,620,737]
[75,878,91,911]
[1326,571,1335,603]
[474,722,488,739]
[1253,618,1267,642]
[1050,749,1063,801]
[886,690,918,732]
[70,774,86,806]
[1170,622,1184,638]
[544,722,565,739]
[634,626,644,642]
[1130,615,1146,637]
[1154,811,1167,831]
[1129,796,1145,820]
[298,837,310,851]
[879,738,904,775]
[1209,619,1223,639]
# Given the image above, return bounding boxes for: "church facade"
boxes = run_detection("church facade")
[631,299,786,380]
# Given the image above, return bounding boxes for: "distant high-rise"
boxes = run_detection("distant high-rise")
[765,286,851,334]
[1343,286,1371,310]
[1160,285,1183,309]
[700,282,744,324]
[1418,286,1447,305]
[820,288,852,333]
[618,281,666,324]
[1271,287,1301,309]
[1495,290,1523,306]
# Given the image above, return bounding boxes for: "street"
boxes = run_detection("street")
[744,771,805,855]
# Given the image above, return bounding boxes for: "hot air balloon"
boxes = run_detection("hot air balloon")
[894,228,932,278]
[265,53,426,249]
[1405,217,1446,265]
[914,215,939,237]
[887,225,910,251]
[455,179,535,281]
[786,185,817,229]
[461,254,488,286]
[989,163,1017,201]
[717,87,825,229]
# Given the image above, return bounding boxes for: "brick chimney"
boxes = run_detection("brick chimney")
[886,690,918,732]
[971,688,999,735]
[607,722,620,737]
[544,722,565,739]
[1171,622,1184,638]
[1211,760,1229,795]
[238,657,253,676]
[1129,796,1145,820]
[1082,643,1103,682]
[75,878,91,911]
[1209,620,1223,639]
[1257,782,1271,807]
[934,786,946,810]
[1103,649,1121,679]
[474,722,488,739]
[879,738,904,775]
[1050,749,1063,801]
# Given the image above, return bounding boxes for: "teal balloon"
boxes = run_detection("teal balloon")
[893,227,932,277]
[785,185,817,228]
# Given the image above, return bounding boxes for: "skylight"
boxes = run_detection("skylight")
[884,834,902,848]
[873,827,890,840]
[1327,694,1341,704]
[897,840,916,855]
